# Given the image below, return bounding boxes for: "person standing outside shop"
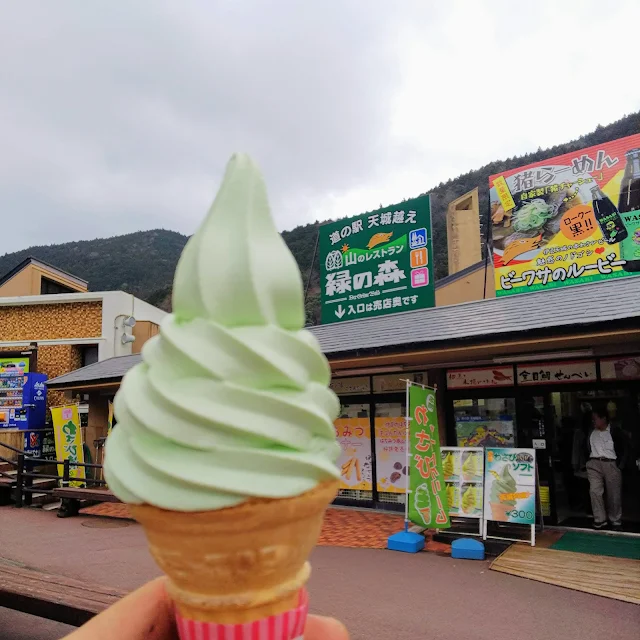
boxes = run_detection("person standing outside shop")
[586,408,628,529]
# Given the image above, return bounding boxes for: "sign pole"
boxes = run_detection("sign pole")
[404,378,410,533]
[399,377,437,533]
[303,228,320,306]
[387,379,438,553]
[535,462,545,533]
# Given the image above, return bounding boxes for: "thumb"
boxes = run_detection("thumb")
[61,577,177,640]
[304,614,349,640]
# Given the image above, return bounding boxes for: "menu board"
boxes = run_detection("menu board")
[441,447,484,518]
[484,448,536,525]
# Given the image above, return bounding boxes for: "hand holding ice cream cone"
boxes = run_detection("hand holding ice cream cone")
[104,154,342,638]
[63,577,349,640]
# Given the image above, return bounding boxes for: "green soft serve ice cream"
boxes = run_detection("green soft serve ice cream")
[104,154,341,511]
[490,465,517,506]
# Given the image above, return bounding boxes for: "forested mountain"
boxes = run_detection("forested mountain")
[1,112,637,322]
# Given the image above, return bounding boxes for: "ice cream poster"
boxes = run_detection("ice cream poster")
[483,448,536,525]
[375,417,406,494]
[491,133,640,297]
[442,447,484,518]
[407,385,450,529]
[455,417,515,447]
[334,418,372,491]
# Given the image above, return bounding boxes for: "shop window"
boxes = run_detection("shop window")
[452,397,516,447]
[374,402,406,504]
[40,277,75,295]
[81,345,99,367]
[335,402,372,501]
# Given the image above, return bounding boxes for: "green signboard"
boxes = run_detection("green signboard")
[407,384,450,529]
[319,195,434,324]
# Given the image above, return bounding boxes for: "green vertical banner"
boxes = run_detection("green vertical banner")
[408,384,450,529]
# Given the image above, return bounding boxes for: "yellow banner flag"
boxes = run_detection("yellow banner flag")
[107,399,114,437]
[493,175,516,212]
[50,404,86,487]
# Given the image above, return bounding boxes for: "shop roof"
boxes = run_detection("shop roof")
[0,256,88,289]
[47,354,141,389]
[307,276,640,356]
[46,277,640,388]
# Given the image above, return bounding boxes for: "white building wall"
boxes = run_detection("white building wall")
[99,291,167,359]
[0,291,167,361]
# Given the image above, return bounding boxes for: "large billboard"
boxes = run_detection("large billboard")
[491,134,640,296]
[319,195,434,324]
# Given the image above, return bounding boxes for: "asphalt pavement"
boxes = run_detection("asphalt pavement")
[1,506,638,640]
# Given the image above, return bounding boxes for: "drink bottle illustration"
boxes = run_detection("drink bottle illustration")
[617,148,640,272]
[591,185,627,244]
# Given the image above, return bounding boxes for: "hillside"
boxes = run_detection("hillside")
[0,230,188,308]
[1,112,638,321]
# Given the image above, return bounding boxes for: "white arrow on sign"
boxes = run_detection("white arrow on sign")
[335,304,346,319]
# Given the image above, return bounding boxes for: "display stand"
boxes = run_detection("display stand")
[440,446,484,537]
[387,379,436,553]
[482,448,537,547]
[482,512,536,546]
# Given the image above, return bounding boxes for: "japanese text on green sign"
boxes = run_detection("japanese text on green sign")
[319,195,434,324]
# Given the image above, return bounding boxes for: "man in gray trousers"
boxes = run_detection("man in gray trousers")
[586,408,628,529]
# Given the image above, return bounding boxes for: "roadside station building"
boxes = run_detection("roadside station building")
[46,179,640,533]
[46,266,640,533]
[0,257,166,458]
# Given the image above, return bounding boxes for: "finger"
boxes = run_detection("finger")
[62,577,177,640]
[304,614,349,640]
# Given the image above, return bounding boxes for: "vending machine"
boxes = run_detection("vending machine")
[0,370,48,430]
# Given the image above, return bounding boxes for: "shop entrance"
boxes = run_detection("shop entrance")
[448,382,640,532]
[525,386,640,532]
[334,391,407,512]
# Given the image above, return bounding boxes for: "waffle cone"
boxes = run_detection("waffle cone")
[130,479,338,624]
[490,501,511,521]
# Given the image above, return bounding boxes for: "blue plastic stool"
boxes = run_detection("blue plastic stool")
[451,538,485,560]
[387,530,425,553]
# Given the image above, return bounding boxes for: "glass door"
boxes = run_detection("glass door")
[517,394,554,524]
[546,387,640,531]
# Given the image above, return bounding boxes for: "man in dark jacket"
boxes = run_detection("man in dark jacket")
[585,408,628,529]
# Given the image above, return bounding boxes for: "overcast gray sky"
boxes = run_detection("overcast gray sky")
[1,0,639,251]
